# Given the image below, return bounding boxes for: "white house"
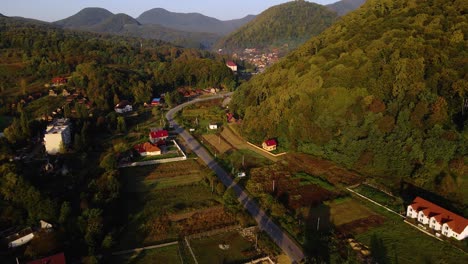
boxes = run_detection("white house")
[407,197,468,240]
[115,100,133,114]
[44,118,71,155]
[5,228,35,248]
[209,123,218,130]
[134,142,161,156]
[226,61,237,72]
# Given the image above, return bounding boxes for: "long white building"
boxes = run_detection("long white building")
[44,118,71,154]
[407,197,468,240]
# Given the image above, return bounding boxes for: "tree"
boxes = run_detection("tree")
[59,201,71,224]
[116,116,126,133]
[99,153,117,171]
[370,234,389,264]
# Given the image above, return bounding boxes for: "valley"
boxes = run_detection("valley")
[0,0,467,263]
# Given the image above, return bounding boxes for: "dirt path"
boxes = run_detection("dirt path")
[221,125,280,162]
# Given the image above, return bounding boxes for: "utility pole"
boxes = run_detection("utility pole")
[317,217,320,231]
[272,180,275,192]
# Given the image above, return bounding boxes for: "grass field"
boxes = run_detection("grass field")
[107,244,182,264]
[353,197,468,264]
[294,173,335,190]
[353,184,403,212]
[326,197,376,226]
[190,231,258,264]
[202,134,233,154]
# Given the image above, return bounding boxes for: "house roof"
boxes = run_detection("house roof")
[410,197,468,234]
[27,252,66,264]
[226,61,237,67]
[264,139,277,146]
[115,100,131,109]
[134,142,160,153]
[151,98,161,103]
[52,77,67,84]
[149,130,168,139]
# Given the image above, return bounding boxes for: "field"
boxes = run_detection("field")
[326,197,380,227]
[353,184,404,213]
[106,244,182,264]
[202,134,233,154]
[190,231,259,264]
[117,159,236,249]
[356,207,467,263]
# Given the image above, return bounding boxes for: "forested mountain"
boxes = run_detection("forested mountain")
[214,1,337,52]
[54,8,221,49]
[326,0,366,16]
[137,8,256,35]
[231,0,467,207]
[0,16,236,110]
[54,7,114,28]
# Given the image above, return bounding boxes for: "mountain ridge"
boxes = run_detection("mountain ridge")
[326,0,366,16]
[215,1,337,52]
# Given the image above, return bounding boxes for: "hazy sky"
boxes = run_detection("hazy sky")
[2,0,338,22]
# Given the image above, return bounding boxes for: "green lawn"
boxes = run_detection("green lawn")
[124,174,204,193]
[354,197,468,264]
[294,172,335,190]
[353,184,403,212]
[107,244,181,264]
[325,197,376,226]
[190,231,258,264]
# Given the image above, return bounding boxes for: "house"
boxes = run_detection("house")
[49,89,58,96]
[115,100,133,113]
[51,77,67,86]
[44,118,71,155]
[262,139,277,151]
[226,61,238,72]
[134,142,161,156]
[27,252,66,264]
[62,89,70,97]
[149,129,169,144]
[5,227,34,248]
[209,123,218,130]
[40,220,53,229]
[151,98,161,106]
[406,197,468,240]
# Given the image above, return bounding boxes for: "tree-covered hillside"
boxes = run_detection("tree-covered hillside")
[0,16,236,111]
[214,0,337,52]
[231,0,467,206]
[326,0,366,16]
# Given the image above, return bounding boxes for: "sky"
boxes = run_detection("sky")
[2,0,338,22]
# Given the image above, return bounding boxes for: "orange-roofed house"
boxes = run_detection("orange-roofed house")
[27,252,66,264]
[406,197,468,240]
[134,142,161,156]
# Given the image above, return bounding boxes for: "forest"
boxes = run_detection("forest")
[0,15,236,262]
[231,0,467,211]
[214,0,337,52]
[0,16,236,111]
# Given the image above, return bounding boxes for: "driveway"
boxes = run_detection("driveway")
[166,94,305,263]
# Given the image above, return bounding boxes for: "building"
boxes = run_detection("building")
[262,139,277,151]
[27,252,66,264]
[115,100,133,114]
[149,129,169,144]
[5,227,34,248]
[406,197,468,240]
[226,61,238,72]
[44,118,71,155]
[51,77,67,86]
[209,123,218,130]
[134,142,161,156]
[151,98,161,106]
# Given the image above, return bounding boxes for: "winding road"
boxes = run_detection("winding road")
[166,94,305,263]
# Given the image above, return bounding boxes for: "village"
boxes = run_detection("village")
[1,69,468,264]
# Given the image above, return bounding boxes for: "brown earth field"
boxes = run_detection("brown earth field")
[285,153,363,186]
[202,134,234,155]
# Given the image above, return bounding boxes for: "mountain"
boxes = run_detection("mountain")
[231,0,467,204]
[214,1,337,52]
[89,13,140,33]
[54,7,114,28]
[326,0,366,16]
[54,8,220,49]
[137,8,256,35]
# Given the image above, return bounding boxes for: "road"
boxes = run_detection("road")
[166,94,305,263]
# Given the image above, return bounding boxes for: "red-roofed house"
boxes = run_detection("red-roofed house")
[407,197,468,240]
[149,130,169,144]
[134,142,161,156]
[262,139,277,152]
[226,61,237,72]
[52,77,67,86]
[27,252,66,264]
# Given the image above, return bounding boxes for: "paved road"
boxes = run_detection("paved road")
[166,94,305,263]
